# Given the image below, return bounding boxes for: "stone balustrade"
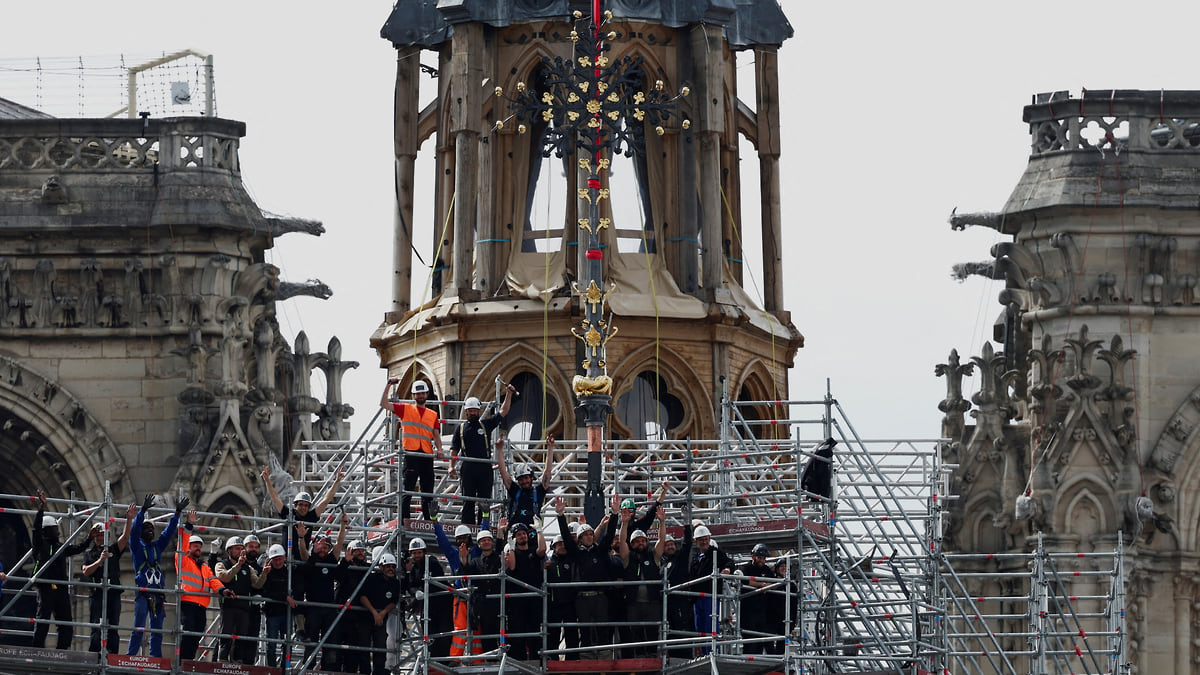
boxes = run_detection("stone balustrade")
[1025,89,1200,155]
[0,117,243,174]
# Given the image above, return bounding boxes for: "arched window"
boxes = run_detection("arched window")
[503,372,560,447]
[616,371,684,450]
[521,66,569,254]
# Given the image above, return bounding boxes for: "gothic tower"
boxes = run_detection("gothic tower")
[0,113,353,547]
[944,90,1200,674]
[373,1,801,461]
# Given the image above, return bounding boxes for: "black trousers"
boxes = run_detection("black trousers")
[623,599,661,657]
[667,597,695,658]
[574,592,611,658]
[336,611,370,674]
[34,583,73,649]
[458,465,492,525]
[546,603,580,660]
[402,454,435,519]
[88,589,122,653]
[302,606,336,668]
[179,601,208,661]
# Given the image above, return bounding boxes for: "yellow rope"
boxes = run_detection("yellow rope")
[411,190,457,382]
[636,175,663,441]
[719,183,781,409]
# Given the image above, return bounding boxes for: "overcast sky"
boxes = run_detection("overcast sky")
[3,1,1193,442]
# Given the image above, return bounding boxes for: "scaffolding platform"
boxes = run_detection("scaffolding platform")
[662,655,784,675]
[0,390,1128,675]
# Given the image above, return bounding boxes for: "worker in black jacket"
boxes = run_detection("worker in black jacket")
[554,496,616,658]
[737,543,775,654]
[663,523,694,657]
[617,503,667,657]
[503,522,546,660]
[687,523,733,647]
[401,537,452,658]
[543,534,579,660]
[30,490,91,649]
[335,540,373,674]
[459,526,504,654]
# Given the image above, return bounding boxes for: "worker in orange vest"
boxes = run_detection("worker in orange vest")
[178,509,235,661]
[380,377,446,520]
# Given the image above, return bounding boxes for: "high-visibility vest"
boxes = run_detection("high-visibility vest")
[178,530,223,607]
[394,403,439,453]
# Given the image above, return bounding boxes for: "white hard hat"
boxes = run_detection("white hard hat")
[568,523,581,535]
[189,536,205,548]
[664,534,676,542]
[463,397,482,411]
[630,529,648,541]
[693,525,711,539]
[551,535,564,546]
[294,492,313,504]
[578,523,595,535]
[477,530,493,541]
[348,539,367,551]
[267,544,286,559]
[411,380,429,394]
[243,534,260,545]
[41,515,59,529]
[516,463,536,478]
[454,525,472,538]
[409,538,426,551]
[225,536,243,550]
[90,522,106,533]
[378,553,398,566]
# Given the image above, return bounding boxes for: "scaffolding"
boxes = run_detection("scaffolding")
[0,386,1128,675]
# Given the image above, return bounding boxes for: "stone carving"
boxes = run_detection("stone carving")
[0,257,13,327]
[79,259,102,328]
[40,175,67,204]
[217,299,250,393]
[1133,234,1180,305]
[31,259,57,328]
[157,255,183,325]
[935,349,974,443]
[277,278,333,301]
[123,258,146,325]
[248,316,282,402]
[288,331,325,452]
[948,209,1004,231]
[315,336,359,442]
[1149,385,1200,475]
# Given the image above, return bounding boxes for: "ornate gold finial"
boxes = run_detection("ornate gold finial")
[494,86,504,97]
[598,158,610,171]
[579,158,592,173]
[577,189,593,204]
[598,217,611,230]
[575,279,615,314]
[578,56,592,68]
[578,218,593,234]
[597,188,610,202]
[573,374,613,396]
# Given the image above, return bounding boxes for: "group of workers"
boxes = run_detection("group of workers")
[380,377,798,661]
[10,480,408,675]
[3,377,798,668]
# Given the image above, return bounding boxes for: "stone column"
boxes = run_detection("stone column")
[691,24,726,296]
[755,46,784,314]
[391,46,420,321]
[448,23,483,298]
